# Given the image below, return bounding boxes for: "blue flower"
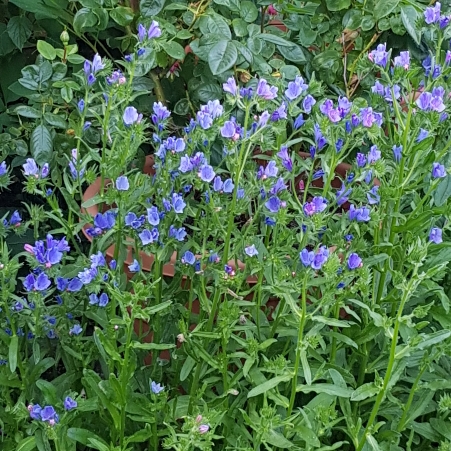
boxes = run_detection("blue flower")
[221,121,238,139]
[125,213,146,229]
[151,381,164,394]
[199,165,215,182]
[293,114,305,129]
[303,196,327,216]
[23,158,49,179]
[368,43,389,67]
[348,204,370,222]
[367,186,380,205]
[285,75,308,101]
[336,184,352,206]
[23,273,51,292]
[0,161,7,176]
[147,206,160,226]
[152,101,171,125]
[356,153,366,168]
[348,253,362,270]
[69,324,82,336]
[168,225,187,241]
[181,251,196,265]
[392,145,402,163]
[300,246,329,270]
[123,106,142,126]
[139,228,159,245]
[115,176,129,191]
[432,162,446,178]
[78,99,85,113]
[429,227,443,244]
[303,95,316,113]
[147,20,162,39]
[368,145,381,163]
[223,77,237,96]
[67,278,83,292]
[244,245,258,257]
[265,196,281,213]
[172,193,186,213]
[416,129,429,143]
[64,396,77,411]
[257,161,278,180]
[277,146,293,172]
[256,79,278,100]
[128,259,140,273]
[78,267,97,284]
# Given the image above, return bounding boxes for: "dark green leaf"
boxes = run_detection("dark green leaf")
[199,15,231,39]
[30,124,53,165]
[110,6,134,26]
[263,430,294,448]
[208,40,238,75]
[16,437,37,451]
[44,113,67,129]
[350,383,379,401]
[141,0,166,16]
[401,5,421,45]
[293,426,320,447]
[15,106,41,119]
[67,428,109,447]
[161,41,186,60]
[374,0,400,21]
[180,355,196,381]
[7,16,32,51]
[197,83,222,102]
[247,375,290,398]
[297,383,353,397]
[74,8,98,33]
[434,175,451,206]
[326,0,350,11]
[0,24,16,56]
[232,18,249,37]
[362,16,376,31]
[240,1,258,22]
[174,98,190,115]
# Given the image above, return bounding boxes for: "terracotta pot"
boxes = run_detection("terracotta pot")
[81,155,177,277]
[267,19,288,32]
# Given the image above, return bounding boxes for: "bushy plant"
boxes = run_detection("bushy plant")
[2,4,451,451]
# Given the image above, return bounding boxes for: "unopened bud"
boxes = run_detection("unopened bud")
[60,30,70,46]
[196,415,202,423]
[177,333,185,343]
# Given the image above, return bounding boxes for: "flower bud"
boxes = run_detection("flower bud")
[60,30,70,46]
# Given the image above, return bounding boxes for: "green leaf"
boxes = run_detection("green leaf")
[7,16,32,51]
[9,335,18,373]
[0,24,15,56]
[141,0,166,16]
[37,40,56,60]
[350,382,379,401]
[67,428,109,448]
[401,5,421,45]
[15,106,41,119]
[197,83,222,102]
[199,15,231,39]
[67,54,85,65]
[297,383,353,397]
[374,0,399,21]
[326,0,350,11]
[208,40,238,75]
[9,0,72,21]
[295,426,320,447]
[298,27,317,47]
[132,342,175,350]
[126,425,153,443]
[362,15,376,31]
[35,429,51,451]
[256,33,293,47]
[31,125,53,165]
[278,43,306,63]
[74,8,98,33]
[180,355,196,381]
[240,1,258,22]
[174,98,190,115]
[232,18,249,37]
[263,430,294,448]
[161,41,185,60]
[247,375,290,398]
[44,113,66,128]
[110,6,134,26]
[16,437,37,451]
[434,175,451,206]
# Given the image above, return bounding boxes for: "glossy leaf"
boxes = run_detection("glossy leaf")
[31,125,53,166]
[37,40,56,60]
[161,41,186,60]
[401,5,421,45]
[208,40,238,75]
[110,6,134,26]
[7,16,32,51]
[141,0,166,16]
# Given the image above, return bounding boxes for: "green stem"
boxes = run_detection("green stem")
[255,227,271,339]
[329,302,341,364]
[356,278,415,451]
[287,274,308,418]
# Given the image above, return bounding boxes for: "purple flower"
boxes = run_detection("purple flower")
[371,80,385,96]
[64,396,77,411]
[336,184,352,206]
[313,124,327,150]
[223,178,234,193]
[271,103,287,121]
[172,193,186,213]
[293,114,305,129]
[446,51,451,65]
[327,108,341,123]
[199,425,210,434]
[335,139,344,153]
[115,176,129,191]
[244,245,258,257]
[78,267,97,284]
[23,273,51,292]
[151,381,164,394]
[265,196,281,213]
[440,15,450,28]
[311,246,329,270]
[277,146,293,172]
[429,227,443,244]
[69,324,82,336]
[257,161,278,179]
[367,186,380,204]
[338,96,352,116]
[40,406,57,422]
[303,196,327,216]
[199,165,215,182]
[23,158,48,179]
[424,3,441,24]
[256,79,278,100]
[9,211,21,226]
[67,278,83,292]
[348,253,362,270]
[269,178,287,196]
[123,106,141,126]
[416,92,432,111]
[384,85,401,102]
[364,170,373,185]
[221,121,237,138]
[240,87,253,99]
[137,23,146,42]
[430,95,446,113]
[368,145,381,164]
[416,129,429,142]
[285,75,308,100]
[432,162,446,178]
[393,145,402,163]
[368,43,389,67]
[320,99,333,115]
[394,51,410,69]
[303,95,316,113]
[360,107,377,128]
[146,207,160,226]
[77,99,85,113]
[348,204,370,222]
[197,111,213,130]
[139,228,159,245]
[98,293,109,307]
[257,111,270,128]
[128,259,140,273]
[223,77,237,96]
[125,213,145,229]
[168,225,187,241]
[181,251,196,265]
[29,404,42,420]
[152,102,171,125]
[148,20,162,39]
[200,100,223,119]
[179,155,194,173]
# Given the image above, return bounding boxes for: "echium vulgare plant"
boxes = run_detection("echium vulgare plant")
[2,13,451,451]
